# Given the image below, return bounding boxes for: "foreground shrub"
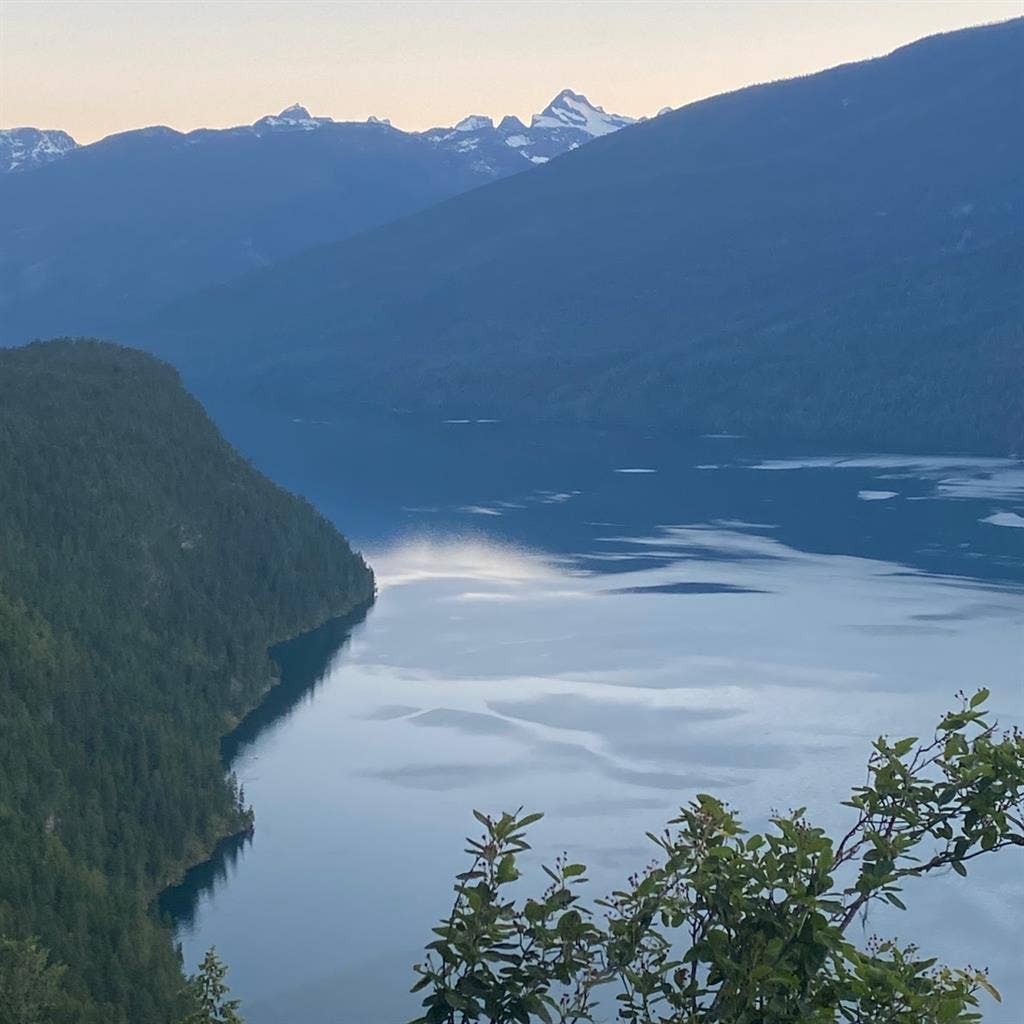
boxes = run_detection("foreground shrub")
[412,691,1023,1023]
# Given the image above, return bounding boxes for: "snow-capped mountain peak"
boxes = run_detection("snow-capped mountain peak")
[453,115,494,133]
[0,90,646,178]
[419,89,638,177]
[530,89,636,137]
[253,104,330,132]
[0,127,78,173]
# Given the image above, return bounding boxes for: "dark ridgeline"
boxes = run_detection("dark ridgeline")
[136,18,1023,454]
[0,340,374,1022]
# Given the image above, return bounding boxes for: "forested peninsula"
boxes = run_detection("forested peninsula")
[0,340,374,1021]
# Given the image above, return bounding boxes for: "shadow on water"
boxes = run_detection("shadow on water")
[157,604,371,930]
[224,607,370,764]
[158,830,252,933]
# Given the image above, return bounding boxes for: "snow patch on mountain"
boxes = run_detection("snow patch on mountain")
[454,115,494,133]
[253,104,332,133]
[530,89,636,137]
[420,88,638,175]
[0,127,78,172]
[0,88,645,177]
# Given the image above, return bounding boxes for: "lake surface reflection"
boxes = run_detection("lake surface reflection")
[165,408,1023,1023]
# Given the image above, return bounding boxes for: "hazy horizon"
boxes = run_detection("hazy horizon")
[2,0,1022,143]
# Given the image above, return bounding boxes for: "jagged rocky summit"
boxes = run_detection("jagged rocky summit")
[0,88,639,176]
[0,126,78,172]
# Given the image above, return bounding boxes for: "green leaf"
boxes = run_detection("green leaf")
[893,737,918,757]
[413,698,1024,1024]
[496,854,519,884]
[970,688,990,708]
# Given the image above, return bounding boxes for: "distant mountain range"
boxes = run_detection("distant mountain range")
[418,88,640,169]
[0,89,643,178]
[0,90,646,340]
[135,18,1024,453]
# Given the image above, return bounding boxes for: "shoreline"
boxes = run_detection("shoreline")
[152,596,375,913]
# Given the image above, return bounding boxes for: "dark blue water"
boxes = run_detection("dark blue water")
[163,407,1024,1023]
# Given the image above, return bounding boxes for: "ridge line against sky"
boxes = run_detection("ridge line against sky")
[2,0,1023,144]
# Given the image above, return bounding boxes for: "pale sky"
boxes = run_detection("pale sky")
[1,0,1021,143]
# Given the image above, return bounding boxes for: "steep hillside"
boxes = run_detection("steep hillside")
[0,92,638,342]
[0,340,374,1021]
[139,19,1023,453]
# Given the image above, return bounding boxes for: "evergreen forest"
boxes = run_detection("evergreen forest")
[0,340,374,1021]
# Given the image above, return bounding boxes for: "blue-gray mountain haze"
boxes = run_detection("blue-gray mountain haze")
[135,18,1024,454]
[0,90,638,341]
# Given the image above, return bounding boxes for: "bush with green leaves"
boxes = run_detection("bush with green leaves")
[411,690,1023,1023]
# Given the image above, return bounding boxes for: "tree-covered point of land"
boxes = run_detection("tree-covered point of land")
[0,340,374,1022]
[412,691,1023,1024]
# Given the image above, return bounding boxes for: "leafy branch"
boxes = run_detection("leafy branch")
[411,691,1023,1023]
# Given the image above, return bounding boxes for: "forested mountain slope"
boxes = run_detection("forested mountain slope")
[0,341,374,1021]
[141,19,1024,452]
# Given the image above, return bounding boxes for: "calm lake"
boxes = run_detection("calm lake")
[161,407,1024,1023]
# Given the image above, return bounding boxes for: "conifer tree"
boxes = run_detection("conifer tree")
[182,947,244,1024]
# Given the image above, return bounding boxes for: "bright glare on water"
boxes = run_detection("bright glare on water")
[161,409,1024,1024]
